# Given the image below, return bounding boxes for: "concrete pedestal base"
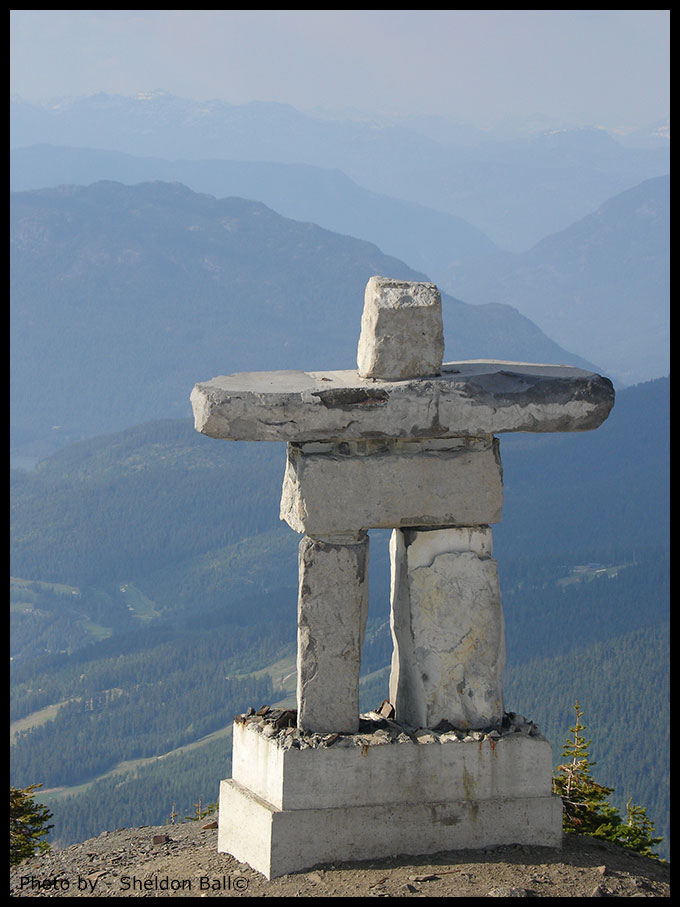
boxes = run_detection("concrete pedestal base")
[217,718,563,879]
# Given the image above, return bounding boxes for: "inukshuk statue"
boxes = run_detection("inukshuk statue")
[190,276,614,879]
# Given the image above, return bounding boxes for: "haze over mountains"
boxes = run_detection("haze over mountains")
[450,175,670,386]
[10,92,670,401]
[11,180,606,460]
[10,93,669,251]
[10,89,670,856]
[10,143,502,297]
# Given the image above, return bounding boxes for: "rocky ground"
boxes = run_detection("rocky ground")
[10,821,669,898]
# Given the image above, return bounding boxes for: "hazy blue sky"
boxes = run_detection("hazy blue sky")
[10,10,669,130]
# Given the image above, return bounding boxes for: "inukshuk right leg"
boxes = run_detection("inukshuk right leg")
[389,526,505,730]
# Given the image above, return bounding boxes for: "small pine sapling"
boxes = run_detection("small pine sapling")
[552,702,662,858]
[10,784,53,866]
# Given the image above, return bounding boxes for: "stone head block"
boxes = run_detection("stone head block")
[357,276,444,380]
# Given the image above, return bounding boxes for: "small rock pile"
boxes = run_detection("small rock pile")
[235,702,544,750]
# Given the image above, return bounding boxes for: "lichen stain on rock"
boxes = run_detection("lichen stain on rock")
[311,388,390,407]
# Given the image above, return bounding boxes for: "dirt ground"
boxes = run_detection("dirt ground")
[10,821,670,898]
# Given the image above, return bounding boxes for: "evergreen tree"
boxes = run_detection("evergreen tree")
[552,702,663,858]
[10,784,53,866]
[615,799,665,858]
[553,701,619,834]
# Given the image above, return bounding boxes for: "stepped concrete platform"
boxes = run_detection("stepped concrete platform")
[217,713,563,879]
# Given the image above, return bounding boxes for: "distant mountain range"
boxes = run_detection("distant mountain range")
[10,180,600,460]
[447,176,670,386]
[9,93,669,251]
[10,134,669,388]
[9,143,502,292]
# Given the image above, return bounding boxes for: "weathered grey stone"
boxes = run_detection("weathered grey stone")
[191,360,615,443]
[357,276,444,380]
[389,527,505,730]
[297,533,369,734]
[280,436,503,536]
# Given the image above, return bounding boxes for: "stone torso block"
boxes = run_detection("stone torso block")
[280,436,503,536]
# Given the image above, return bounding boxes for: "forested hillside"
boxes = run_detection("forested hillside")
[10,378,670,856]
[9,143,503,298]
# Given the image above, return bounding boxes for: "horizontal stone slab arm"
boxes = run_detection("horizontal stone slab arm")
[191,360,614,443]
